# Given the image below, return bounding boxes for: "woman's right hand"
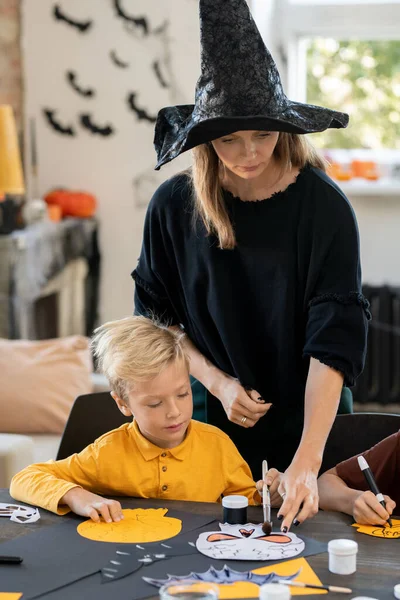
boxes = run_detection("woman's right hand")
[212,373,272,427]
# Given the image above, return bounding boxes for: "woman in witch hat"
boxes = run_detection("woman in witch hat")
[132,0,369,531]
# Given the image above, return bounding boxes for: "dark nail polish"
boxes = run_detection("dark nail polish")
[277,514,283,521]
[258,396,263,401]
[282,526,288,533]
[293,519,300,526]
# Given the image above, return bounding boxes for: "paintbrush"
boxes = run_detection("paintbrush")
[261,459,272,535]
[278,580,352,593]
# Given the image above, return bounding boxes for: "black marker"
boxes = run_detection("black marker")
[357,455,393,527]
[0,555,23,564]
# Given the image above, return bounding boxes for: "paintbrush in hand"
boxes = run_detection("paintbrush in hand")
[261,459,272,535]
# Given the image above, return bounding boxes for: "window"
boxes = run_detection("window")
[307,38,400,149]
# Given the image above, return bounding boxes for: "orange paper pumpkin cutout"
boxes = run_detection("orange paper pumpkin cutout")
[77,508,182,543]
[352,518,400,538]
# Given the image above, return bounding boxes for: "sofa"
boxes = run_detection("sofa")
[0,372,109,488]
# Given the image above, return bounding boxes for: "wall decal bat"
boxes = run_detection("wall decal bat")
[80,114,115,137]
[113,0,149,36]
[66,71,95,98]
[43,108,76,136]
[127,93,157,124]
[153,61,169,88]
[110,49,130,69]
[53,4,93,33]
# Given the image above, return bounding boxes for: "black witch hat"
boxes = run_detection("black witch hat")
[154,0,349,169]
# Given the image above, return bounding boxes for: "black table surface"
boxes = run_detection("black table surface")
[0,489,398,599]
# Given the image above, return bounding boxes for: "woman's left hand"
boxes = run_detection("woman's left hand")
[277,459,319,532]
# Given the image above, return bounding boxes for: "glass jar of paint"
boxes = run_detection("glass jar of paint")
[328,539,358,575]
[159,580,219,600]
[222,495,248,524]
[259,583,291,599]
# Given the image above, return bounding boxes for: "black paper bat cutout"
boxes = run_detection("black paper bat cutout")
[144,565,301,588]
[43,109,76,136]
[80,114,115,137]
[113,0,149,36]
[66,71,95,98]
[127,93,157,124]
[110,49,130,69]
[153,61,169,88]
[53,4,93,33]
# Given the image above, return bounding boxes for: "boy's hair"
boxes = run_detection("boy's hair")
[91,316,189,401]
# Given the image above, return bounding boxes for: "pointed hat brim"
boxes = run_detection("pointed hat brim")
[154,102,349,170]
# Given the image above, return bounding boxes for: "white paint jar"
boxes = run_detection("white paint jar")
[328,539,358,575]
[222,495,248,524]
[259,583,291,599]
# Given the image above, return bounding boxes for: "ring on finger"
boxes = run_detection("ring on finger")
[241,416,247,425]
[281,492,286,499]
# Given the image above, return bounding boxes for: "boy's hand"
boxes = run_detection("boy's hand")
[353,490,395,526]
[61,487,124,523]
[256,468,283,507]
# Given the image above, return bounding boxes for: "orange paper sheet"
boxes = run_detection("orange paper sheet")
[0,595,23,600]
[217,557,327,598]
[352,518,400,538]
[77,507,182,543]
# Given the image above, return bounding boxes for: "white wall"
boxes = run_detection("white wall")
[351,195,400,285]
[22,0,200,323]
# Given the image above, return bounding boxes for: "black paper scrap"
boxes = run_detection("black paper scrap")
[30,532,327,600]
[0,507,218,600]
[53,4,93,33]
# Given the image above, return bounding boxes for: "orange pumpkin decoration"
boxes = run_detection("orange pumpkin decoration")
[44,189,97,218]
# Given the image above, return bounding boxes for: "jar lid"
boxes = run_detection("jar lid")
[394,584,400,599]
[222,495,249,509]
[259,583,291,600]
[328,539,358,556]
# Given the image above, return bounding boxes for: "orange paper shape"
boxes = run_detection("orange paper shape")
[216,558,326,598]
[77,508,182,543]
[0,595,23,600]
[352,518,400,538]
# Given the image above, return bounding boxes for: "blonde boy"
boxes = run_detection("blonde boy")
[11,316,277,522]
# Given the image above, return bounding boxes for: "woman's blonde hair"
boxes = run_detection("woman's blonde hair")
[190,132,327,250]
[91,316,188,400]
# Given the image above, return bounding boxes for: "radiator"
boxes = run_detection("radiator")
[353,285,400,405]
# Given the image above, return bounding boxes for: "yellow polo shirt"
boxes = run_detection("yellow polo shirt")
[10,420,258,514]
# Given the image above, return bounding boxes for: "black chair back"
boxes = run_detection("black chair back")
[321,412,400,474]
[56,392,132,460]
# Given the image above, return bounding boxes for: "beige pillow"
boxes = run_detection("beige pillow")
[0,336,93,434]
